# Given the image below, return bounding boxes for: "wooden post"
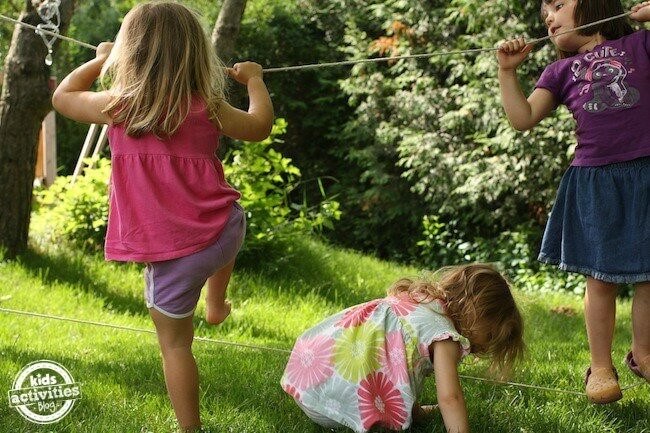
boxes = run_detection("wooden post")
[91,124,109,158]
[42,110,57,186]
[72,123,100,183]
[35,111,57,186]
[35,128,44,184]
[34,77,58,187]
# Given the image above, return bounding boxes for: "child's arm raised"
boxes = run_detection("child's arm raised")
[52,42,113,125]
[218,62,274,142]
[497,38,555,131]
[432,339,469,433]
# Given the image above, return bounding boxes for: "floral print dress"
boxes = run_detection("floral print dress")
[281,295,471,432]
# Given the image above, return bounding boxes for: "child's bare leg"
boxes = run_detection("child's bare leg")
[150,308,200,432]
[584,277,622,403]
[585,277,618,368]
[205,259,236,325]
[632,282,650,362]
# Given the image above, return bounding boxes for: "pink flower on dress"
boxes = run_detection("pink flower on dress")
[337,300,381,328]
[284,335,334,390]
[358,371,408,430]
[282,383,301,400]
[385,296,417,317]
[379,331,409,384]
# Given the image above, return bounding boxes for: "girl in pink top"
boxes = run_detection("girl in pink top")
[52,2,273,431]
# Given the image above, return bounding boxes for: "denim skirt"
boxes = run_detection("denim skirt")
[538,156,650,284]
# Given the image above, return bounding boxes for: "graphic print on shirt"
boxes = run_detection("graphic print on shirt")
[571,46,640,113]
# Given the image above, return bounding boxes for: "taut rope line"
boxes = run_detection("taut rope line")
[0,13,97,50]
[263,10,633,72]
[0,307,644,396]
[0,10,635,72]
[0,306,290,354]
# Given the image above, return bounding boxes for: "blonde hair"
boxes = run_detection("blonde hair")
[388,263,524,376]
[101,1,227,137]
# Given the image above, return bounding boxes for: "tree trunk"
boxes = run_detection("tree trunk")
[211,0,247,65]
[212,0,247,157]
[0,0,74,259]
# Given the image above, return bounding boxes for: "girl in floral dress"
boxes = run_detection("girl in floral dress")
[281,263,524,433]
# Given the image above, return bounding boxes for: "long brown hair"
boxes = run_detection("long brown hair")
[388,264,525,376]
[541,0,634,59]
[101,1,227,137]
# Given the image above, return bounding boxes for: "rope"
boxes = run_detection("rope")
[0,307,291,354]
[457,375,585,396]
[459,374,644,396]
[0,10,635,72]
[261,10,634,73]
[263,48,496,73]
[527,10,633,46]
[0,13,97,50]
[0,306,645,396]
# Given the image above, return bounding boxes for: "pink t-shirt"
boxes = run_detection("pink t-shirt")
[105,98,240,262]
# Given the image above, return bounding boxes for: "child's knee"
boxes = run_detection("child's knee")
[157,334,194,357]
[586,278,618,294]
[150,309,195,349]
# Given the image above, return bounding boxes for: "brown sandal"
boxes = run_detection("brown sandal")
[585,366,622,404]
[625,351,650,383]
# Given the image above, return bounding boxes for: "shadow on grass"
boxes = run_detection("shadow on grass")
[2,331,648,433]
[1,343,306,432]
[235,236,403,307]
[17,247,146,318]
[17,235,391,323]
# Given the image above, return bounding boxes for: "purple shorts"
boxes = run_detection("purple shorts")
[144,202,246,318]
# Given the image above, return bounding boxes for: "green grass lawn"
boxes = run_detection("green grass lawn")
[0,237,648,433]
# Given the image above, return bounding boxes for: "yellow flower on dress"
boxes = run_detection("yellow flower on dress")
[334,322,384,383]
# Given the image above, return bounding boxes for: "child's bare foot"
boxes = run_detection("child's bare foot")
[412,403,438,425]
[206,300,231,325]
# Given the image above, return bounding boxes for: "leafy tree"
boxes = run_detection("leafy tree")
[211,0,247,64]
[7,0,640,269]
[0,1,24,64]
[233,0,356,246]
[294,0,576,264]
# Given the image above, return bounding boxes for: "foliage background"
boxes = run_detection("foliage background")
[0,0,643,291]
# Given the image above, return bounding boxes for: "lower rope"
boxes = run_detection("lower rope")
[1,307,645,396]
[0,306,290,354]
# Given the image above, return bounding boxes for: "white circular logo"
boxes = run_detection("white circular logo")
[7,360,81,424]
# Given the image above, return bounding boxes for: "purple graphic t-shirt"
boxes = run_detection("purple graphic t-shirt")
[536,30,650,166]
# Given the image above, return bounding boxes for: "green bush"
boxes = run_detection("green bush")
[32,157,111,251]
[418,215,589,295]
[224,118,341,243]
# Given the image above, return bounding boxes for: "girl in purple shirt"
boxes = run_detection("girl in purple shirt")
[497,0,650,404]
[52,2,274,431]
